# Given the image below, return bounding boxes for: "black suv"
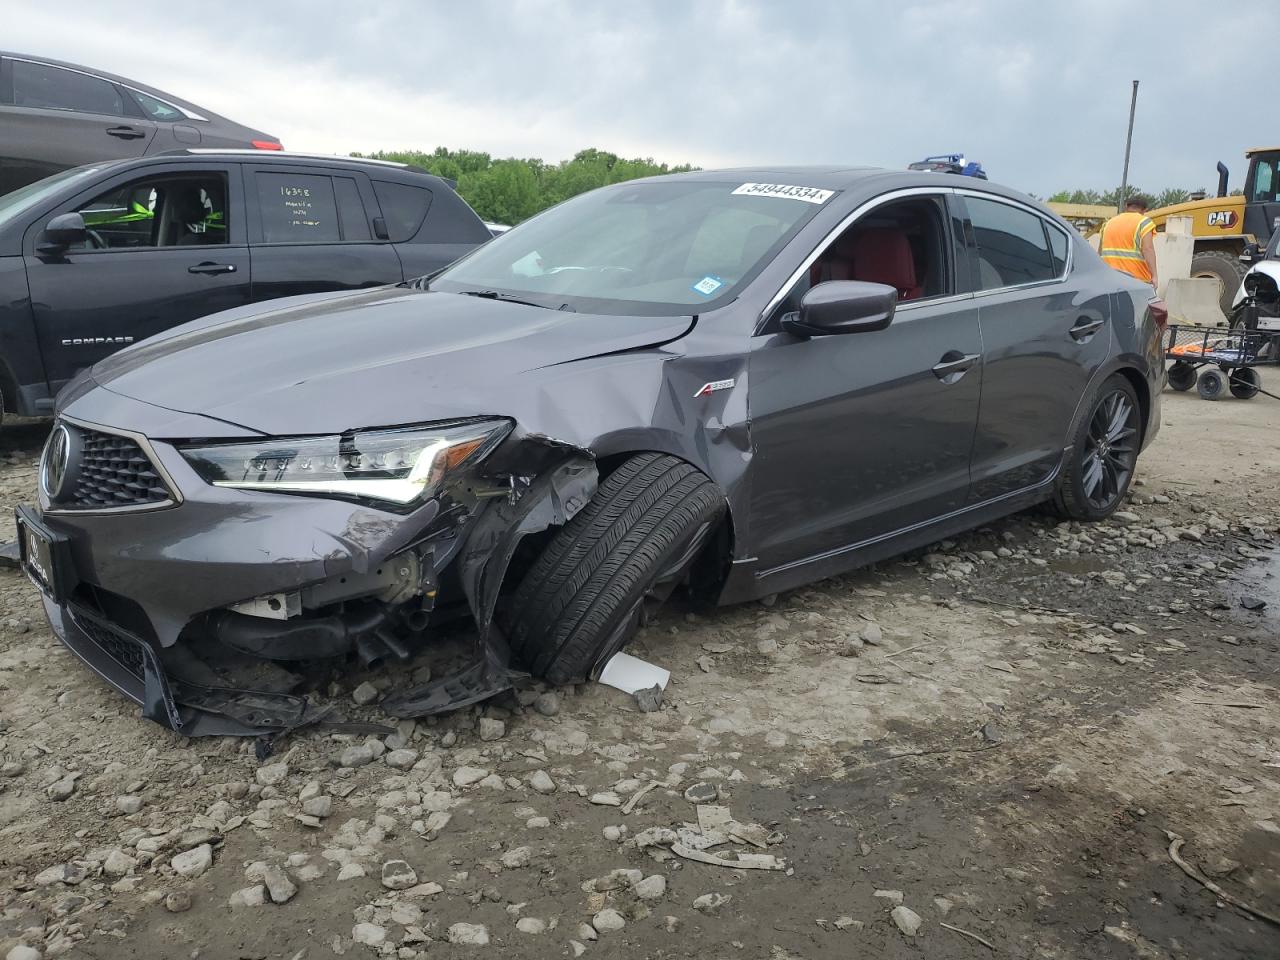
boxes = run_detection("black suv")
[0,151,492,419]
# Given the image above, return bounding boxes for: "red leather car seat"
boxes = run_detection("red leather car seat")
[851,228,922,300]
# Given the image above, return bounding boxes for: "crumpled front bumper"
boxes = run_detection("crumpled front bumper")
[25,410,598,737]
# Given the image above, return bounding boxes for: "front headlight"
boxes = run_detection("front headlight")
[179,419,511,505]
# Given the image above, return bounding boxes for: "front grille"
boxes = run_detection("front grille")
[68,428,171,509]
[68,604,146,680]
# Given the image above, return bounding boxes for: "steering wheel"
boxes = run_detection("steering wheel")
[85,229,107,250]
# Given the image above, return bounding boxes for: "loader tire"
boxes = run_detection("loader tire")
[1190,249,1248,317]
[505,453,724,686]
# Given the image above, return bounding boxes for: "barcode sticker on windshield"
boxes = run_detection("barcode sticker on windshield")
[732,182,834,204]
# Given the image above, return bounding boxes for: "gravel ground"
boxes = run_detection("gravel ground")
[1,377,1278,960]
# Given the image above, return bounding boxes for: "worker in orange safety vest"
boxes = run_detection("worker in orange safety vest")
[1099,195,1158,289]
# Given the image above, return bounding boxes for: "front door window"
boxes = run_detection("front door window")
[73,174,229,250]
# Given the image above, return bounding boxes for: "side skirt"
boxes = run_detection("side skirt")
[717,468,1060,605]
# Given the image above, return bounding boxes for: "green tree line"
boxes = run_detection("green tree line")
[358,147,697,224]
[1049,185,1242,208]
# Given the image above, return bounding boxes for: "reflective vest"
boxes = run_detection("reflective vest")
[1100,211,1155,283]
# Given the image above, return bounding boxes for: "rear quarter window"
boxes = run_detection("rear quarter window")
[372,180,432,242]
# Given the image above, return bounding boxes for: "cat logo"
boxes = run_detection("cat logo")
[1206,210,1238,229]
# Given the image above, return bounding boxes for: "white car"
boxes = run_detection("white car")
[1233,226,1280,329]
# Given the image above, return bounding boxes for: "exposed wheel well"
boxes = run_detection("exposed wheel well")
[1113,366,1151,444]
[501,450,736,609]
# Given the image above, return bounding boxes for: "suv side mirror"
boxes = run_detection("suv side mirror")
[37,212,88,255]
[782,281,898,338]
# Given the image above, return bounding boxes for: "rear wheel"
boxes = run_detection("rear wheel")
[1055,374,1141,522]
[1229,366,1260,399]
[504,453,724,685]
[1190,249,1248,317]
[1167,361,1196,392]
[1197,368,1226,400]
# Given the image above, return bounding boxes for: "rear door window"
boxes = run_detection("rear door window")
[966,196,1056,289]
[371,180,433,241]
[12,60,125,116]
[256,172,341,243]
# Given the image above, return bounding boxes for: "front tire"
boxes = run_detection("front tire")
[1055,374,1142,521]
[504,453,725,685]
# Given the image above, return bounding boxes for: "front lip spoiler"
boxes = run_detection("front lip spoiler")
[46,596,345,738]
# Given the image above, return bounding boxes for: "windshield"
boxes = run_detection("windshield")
[431,179,836,315]
[0,165,110,231]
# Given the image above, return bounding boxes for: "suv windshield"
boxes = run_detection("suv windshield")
[431,179,836,316]
[0,165,110,231]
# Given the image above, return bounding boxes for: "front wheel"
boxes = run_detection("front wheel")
[1055,375,1142,522]
[503,453,725,685]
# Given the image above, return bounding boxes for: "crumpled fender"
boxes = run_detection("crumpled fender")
[457,456,598,641]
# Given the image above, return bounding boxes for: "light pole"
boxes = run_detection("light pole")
[1118,80,1139,212]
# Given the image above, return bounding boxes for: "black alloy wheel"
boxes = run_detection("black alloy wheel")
[1081,387,1139,510]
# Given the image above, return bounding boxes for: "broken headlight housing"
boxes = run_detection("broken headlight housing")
[179,419,512,505]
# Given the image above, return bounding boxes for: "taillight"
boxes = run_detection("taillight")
[1149,299,1168,328]
[251,140,283,151]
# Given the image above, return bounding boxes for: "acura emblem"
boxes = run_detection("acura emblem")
[40,424,73,501]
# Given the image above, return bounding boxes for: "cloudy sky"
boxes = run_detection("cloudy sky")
[9,0,1275,196]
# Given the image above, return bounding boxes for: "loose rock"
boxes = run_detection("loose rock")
[891,905,923,937]
[516,917,547,934]
[352,922,387,946]
[261,865,298,904]
[381,859,418,890]
[164,890,193,913]
[447,922,490,945]
[592,908,626,933]
[352,681,380,705]
[452,766,489,788]
[170,844,213,879]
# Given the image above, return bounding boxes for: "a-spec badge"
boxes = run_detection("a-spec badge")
[693,379,736,398]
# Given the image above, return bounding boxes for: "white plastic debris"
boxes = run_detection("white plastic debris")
[598,653,670,695]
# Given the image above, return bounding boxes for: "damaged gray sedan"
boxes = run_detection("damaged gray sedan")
[16,167,1164,735]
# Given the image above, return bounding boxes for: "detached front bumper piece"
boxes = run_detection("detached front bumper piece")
[43,595,329,737]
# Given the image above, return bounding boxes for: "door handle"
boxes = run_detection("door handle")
[188,262,237,275]
[931,351,981,382]
[106,125,147,140]
[1070,316,1105,341]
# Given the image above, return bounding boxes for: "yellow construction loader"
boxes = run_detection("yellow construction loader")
[1048,147,1279,315]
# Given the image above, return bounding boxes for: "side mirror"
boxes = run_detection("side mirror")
[781,280,897,338]
[1240,241,1262,263]
[37,212,88,255]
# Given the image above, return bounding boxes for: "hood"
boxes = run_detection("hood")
[83,287,694,437]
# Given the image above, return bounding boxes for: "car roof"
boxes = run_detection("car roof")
[640,165,1056,214]
[48,150,454,191]
[2,50,230,123]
